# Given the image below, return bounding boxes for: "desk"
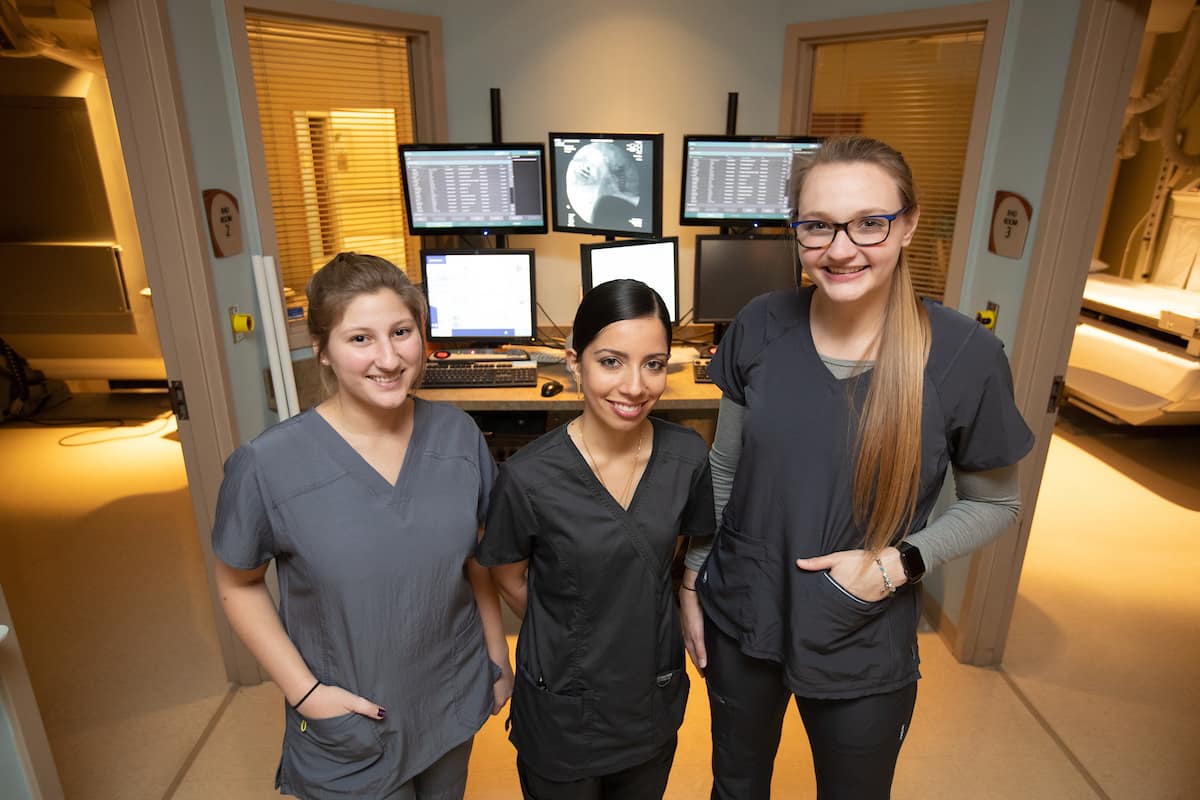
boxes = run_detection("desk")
[292,359,723,454]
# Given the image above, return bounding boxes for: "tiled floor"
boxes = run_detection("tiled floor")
[2,402,1197,798]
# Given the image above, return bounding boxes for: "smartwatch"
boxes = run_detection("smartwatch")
[896,541,926,584]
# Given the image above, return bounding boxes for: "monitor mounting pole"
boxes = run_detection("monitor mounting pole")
[490,88,508,249]
[720,92,738,238]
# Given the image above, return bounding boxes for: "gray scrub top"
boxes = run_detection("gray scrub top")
[699,287,1034,699]
[212,399,499,799]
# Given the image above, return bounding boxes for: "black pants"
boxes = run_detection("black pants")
[705,620,917,800]
[516,735,677,800]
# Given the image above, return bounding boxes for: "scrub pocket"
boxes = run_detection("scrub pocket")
[510,666,592,773]
[452,612,495,727]
[651,666,690,739]
[704,524,770,632]
[279,706,385,797]
[800,571,892,656]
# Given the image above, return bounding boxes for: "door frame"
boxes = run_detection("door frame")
[955,0,1149,664]
[0,587,63,800]
[92,0,257,682]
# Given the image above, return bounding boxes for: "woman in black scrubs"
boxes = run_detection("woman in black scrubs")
[478,279,715,799]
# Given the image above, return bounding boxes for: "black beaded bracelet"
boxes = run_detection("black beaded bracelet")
[292,680,321,710]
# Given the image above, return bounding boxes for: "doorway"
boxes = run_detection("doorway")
[0,4,229,798]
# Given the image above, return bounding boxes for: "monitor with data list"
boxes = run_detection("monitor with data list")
[680,135,823,227]
[420,249,537,343]
[549,132,664,238]
[399,143,548,235]
[693,235,796,323]
[580,237,679,322]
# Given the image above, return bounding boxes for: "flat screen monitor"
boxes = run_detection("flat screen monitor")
[680,135,823,227]
[548,132,664,239]
[693,235,796,323]
[398,143,548,235]
[420,249,537,343]
[580,237,679,322]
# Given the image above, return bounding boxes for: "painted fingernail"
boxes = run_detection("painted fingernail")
[377,707,386,718]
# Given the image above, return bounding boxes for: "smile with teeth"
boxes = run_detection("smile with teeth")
[608,400,646,417]
[824,264,869,275]
[368,373,404,385]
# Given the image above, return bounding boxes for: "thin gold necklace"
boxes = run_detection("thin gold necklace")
[577,417,645,508]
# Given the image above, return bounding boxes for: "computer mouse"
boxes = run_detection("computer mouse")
[540,379,564,397]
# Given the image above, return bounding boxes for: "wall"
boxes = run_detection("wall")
[0,57,163,380]
[924,0,1081,626]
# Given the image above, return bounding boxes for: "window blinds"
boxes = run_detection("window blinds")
[809,31,985,301]
[246,15,417,296]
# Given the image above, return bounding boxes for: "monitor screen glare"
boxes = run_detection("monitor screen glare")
[400,145,546,234]
[681,137,822,226]
[550,133,662,238]
[582,238,678,322]
[422,251,535,340]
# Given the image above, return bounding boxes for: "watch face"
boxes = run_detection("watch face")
[899,542,926,581]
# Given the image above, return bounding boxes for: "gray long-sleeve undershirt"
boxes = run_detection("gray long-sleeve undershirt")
[684,360,1021,573]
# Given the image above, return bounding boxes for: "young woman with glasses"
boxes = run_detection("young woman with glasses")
[678,136,1035,799]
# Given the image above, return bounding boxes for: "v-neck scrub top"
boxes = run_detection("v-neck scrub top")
[477,418,715,781]
[699,287,1034,700]
[212,399,499,799]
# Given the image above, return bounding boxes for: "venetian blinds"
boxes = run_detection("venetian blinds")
[246,15,418,296]
[809,31,985,301]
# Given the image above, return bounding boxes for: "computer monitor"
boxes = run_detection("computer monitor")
[420,249,537,343]
[680,135,823,227]
[693,235,796,323]
[398,143,548,235]
[548,132,664,239]
[580,237,679,322]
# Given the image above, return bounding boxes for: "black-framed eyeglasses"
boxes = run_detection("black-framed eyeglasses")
[790,207,911,249]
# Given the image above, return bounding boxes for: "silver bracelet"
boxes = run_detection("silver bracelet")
[874,558,896,596]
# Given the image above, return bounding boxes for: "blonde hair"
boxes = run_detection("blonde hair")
[789,136,931,553]
[306,252,428,397]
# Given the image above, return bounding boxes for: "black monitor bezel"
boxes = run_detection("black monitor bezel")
[692,234,796,324]
[419,248,538,344]
[679,134,824,228]
[548,132,665,239]
[579,236,681,323]
[398,142,549,236]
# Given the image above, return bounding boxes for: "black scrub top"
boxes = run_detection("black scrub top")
[699,287,1034,700]
[478,417,715,780]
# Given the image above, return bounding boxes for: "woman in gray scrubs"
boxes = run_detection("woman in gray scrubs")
[212,253,513,800]
[679,137,1034,799]
[479,280,715,799]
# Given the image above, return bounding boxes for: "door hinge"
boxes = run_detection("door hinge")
[169,380,189,421]
[1047,375,1065,413]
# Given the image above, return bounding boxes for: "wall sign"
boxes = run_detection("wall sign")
[203,189,244,258]
[988,191,1033,259]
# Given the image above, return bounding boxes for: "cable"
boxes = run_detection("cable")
[55,414,175,448]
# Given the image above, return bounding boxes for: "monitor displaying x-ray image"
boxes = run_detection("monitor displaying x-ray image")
[549,132,664,239]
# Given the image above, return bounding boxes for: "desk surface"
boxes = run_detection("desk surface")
[413,362,722,411]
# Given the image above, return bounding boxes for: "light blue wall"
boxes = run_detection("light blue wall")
[922,0,1081,624]
[166,0,276,442]
[0,700,34,800]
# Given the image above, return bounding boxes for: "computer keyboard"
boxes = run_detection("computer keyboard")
[693,359,713,384]
[422,360,538,388]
